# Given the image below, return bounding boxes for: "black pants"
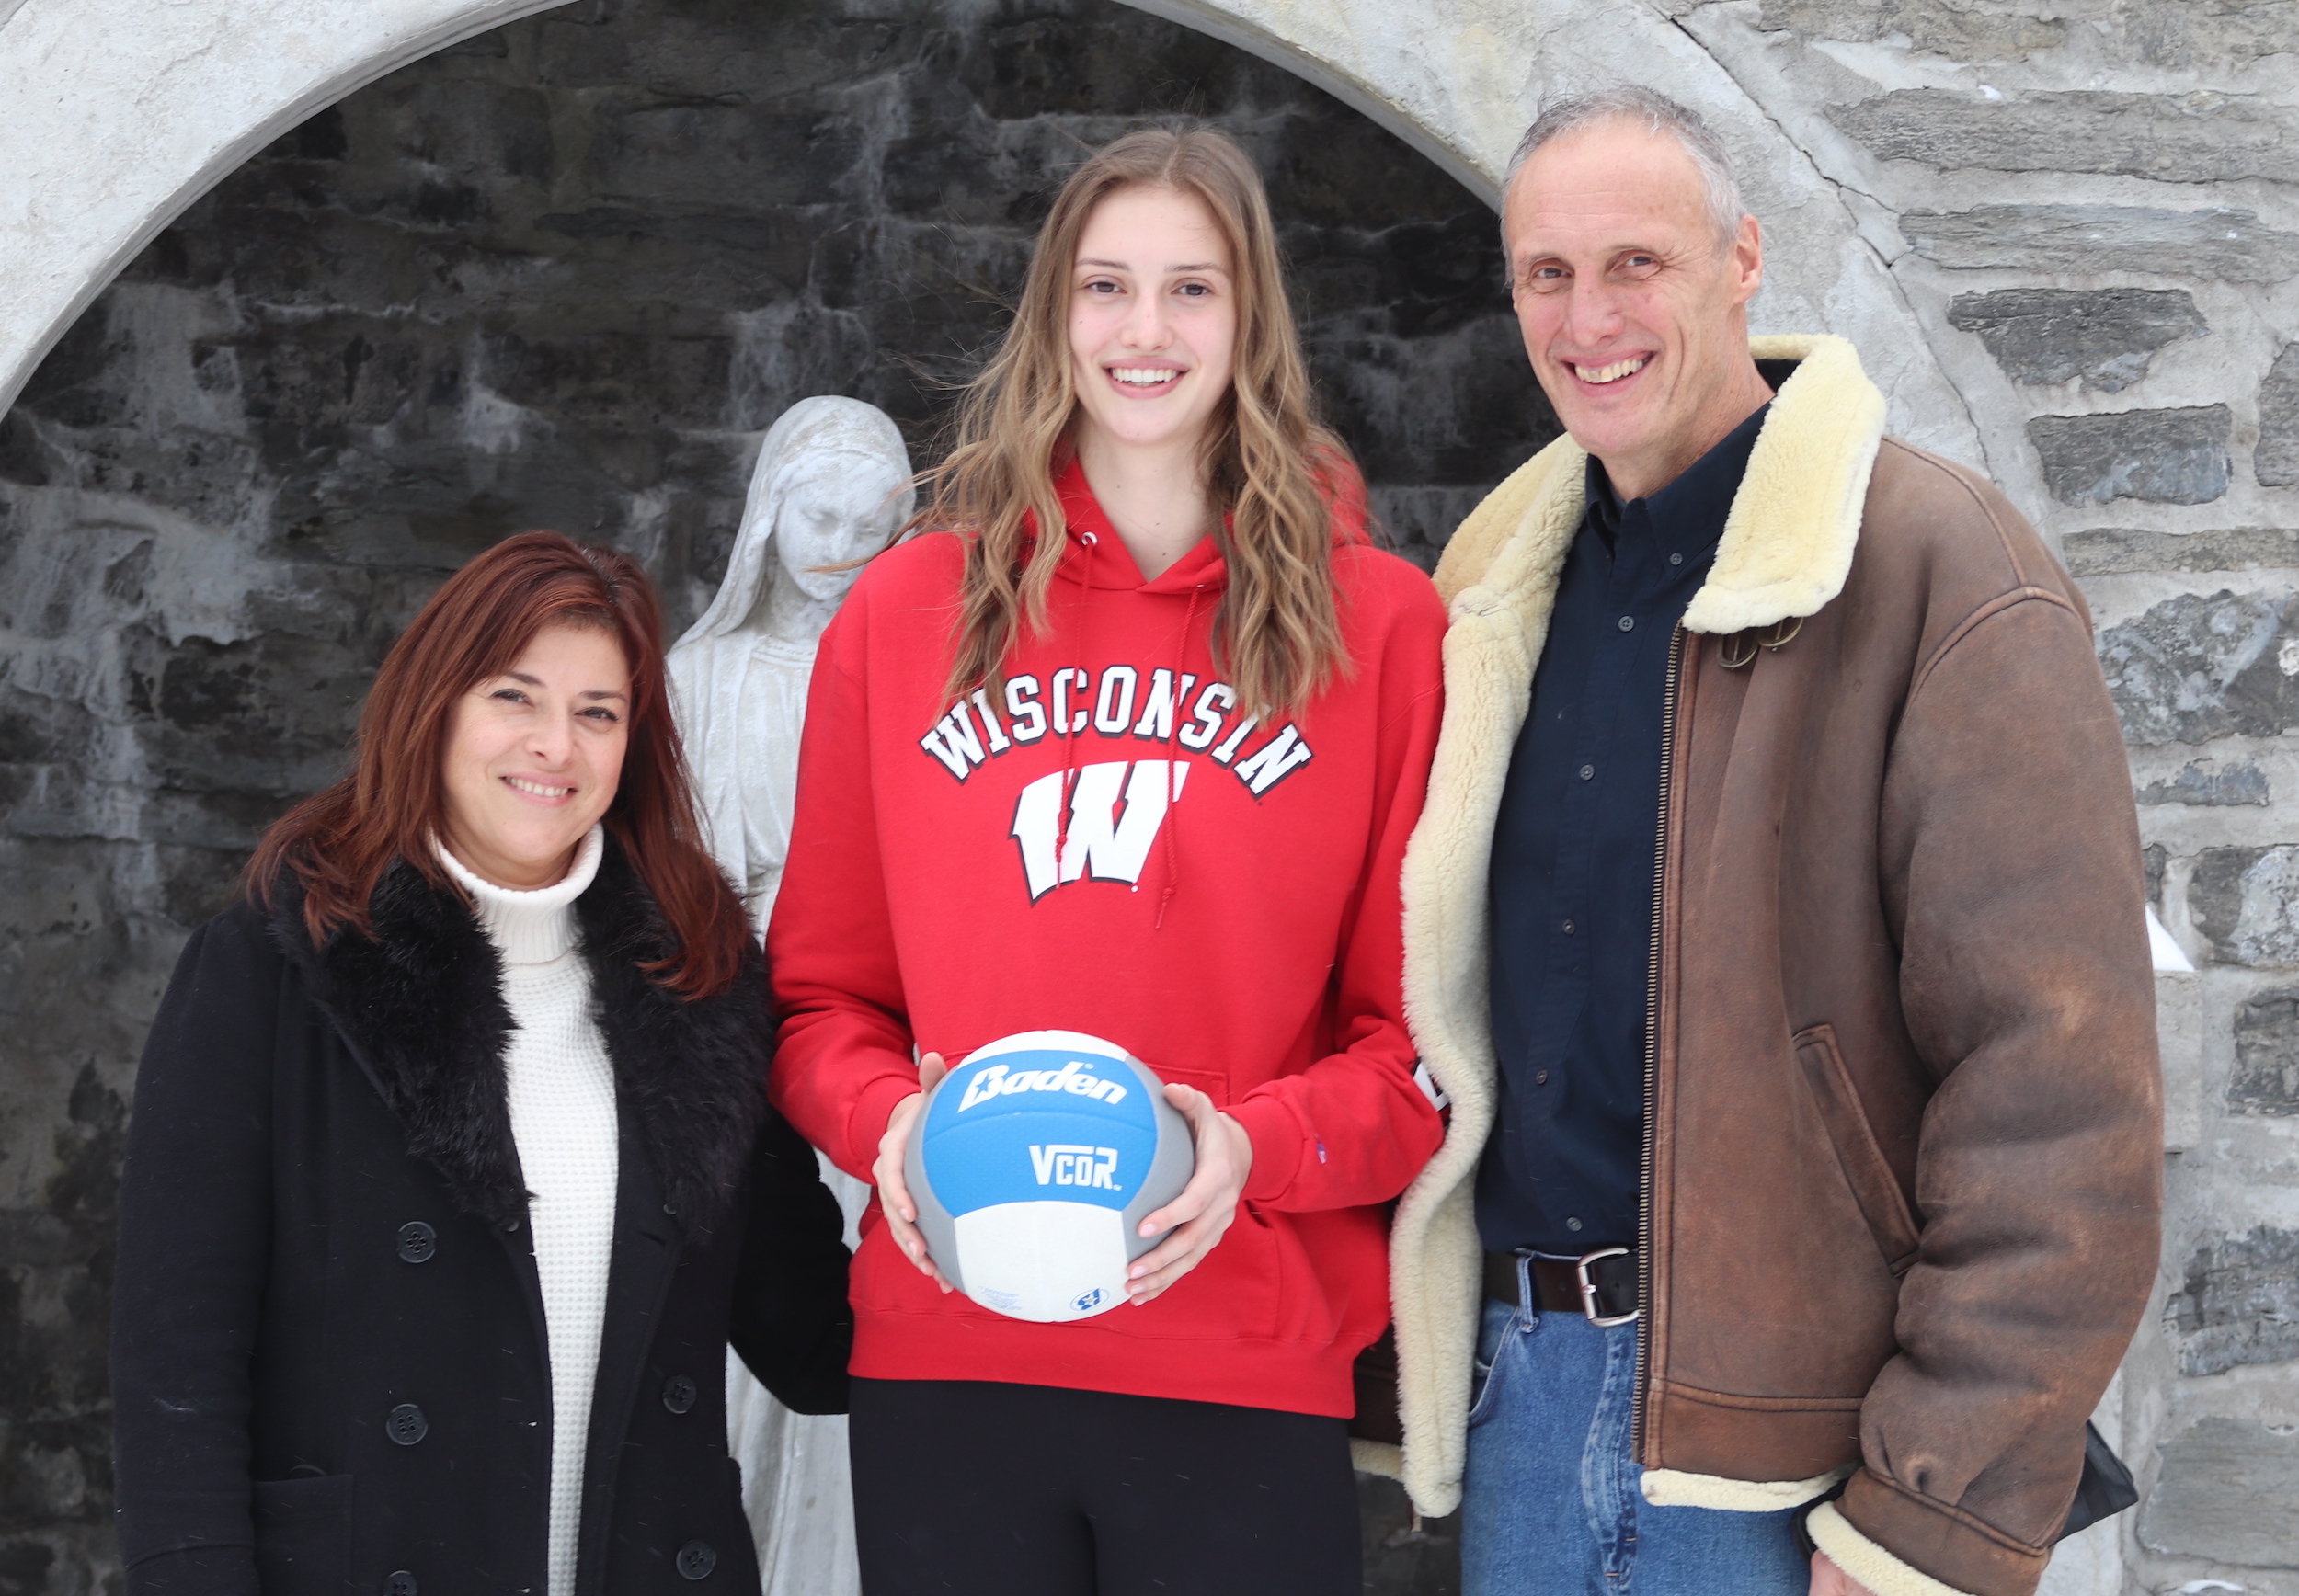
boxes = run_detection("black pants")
[849,1377,1361,1596]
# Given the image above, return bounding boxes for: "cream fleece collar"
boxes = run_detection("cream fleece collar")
[437,826,604,966]
[1435,334,1887,635]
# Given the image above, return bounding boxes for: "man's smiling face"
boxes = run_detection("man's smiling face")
[1503,120,1766,499]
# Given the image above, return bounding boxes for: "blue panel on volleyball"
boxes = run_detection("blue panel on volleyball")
[920,1048,1157,1212]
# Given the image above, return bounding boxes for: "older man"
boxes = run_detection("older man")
[1386,88,2161,1596]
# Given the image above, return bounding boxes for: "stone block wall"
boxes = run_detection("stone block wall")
[0,1,1541,1590]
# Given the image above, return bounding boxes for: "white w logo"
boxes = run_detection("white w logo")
[1010,760,1188,903]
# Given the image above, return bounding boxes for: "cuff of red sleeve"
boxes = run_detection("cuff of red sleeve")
[1819,1467,2051,1596]
[1225,1093,1306,1206]
[847,1073,922,1180]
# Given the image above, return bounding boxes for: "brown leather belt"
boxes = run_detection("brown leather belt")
[1484,1248,1641,1326]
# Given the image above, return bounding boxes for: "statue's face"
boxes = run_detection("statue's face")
[775,453,909,603]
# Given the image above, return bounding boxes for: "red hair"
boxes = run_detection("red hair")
[249,531,749,998]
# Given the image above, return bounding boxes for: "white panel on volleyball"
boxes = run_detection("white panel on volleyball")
[954,1202,1132,1323]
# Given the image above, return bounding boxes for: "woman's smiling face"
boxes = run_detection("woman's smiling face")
[439,621,631,890]
[1066,184,1239,458]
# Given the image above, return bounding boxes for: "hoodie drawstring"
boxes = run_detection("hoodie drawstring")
[1155,580,1204,931]
[1054,530,1095,867]
[1054,522,1198,930]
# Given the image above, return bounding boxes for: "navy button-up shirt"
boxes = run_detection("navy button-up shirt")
[1476,405,1769,1256]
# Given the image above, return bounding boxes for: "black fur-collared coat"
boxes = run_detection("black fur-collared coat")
[110,842,852,1596]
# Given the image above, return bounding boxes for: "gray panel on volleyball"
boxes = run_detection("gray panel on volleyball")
[903,1108,966,1296]
[1121,1057,1196,1260]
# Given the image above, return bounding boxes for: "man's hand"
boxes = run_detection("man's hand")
[872,1053,952,1291]
[1126,1082,1253,1305]
[1809,1551,1880,1596]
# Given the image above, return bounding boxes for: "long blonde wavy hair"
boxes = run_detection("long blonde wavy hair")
[913,125,1354,716]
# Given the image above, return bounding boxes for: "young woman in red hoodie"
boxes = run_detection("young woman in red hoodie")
[767,125,1447,1595]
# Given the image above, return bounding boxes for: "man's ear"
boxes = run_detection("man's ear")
[1731,213,1765,306]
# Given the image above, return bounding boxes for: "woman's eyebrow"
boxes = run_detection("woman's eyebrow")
[498,672,627,702]
[1075,258,1229,274]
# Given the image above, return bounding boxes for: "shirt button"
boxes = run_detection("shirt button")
[663,1374,699,1415]
[385,1404,429,1446]
[1669,552,1684,565]
[396,1221,436,1264]
[1578,764,1595,781]
[1535,1070,1550,1086]
[1566,1217,1584,1233]
[385,1572,419,1596]
[1561,919,1576,935]
[677,1542,718,1581]
[1618,615,1635,632]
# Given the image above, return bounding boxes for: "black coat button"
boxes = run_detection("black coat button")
[676,1541,716,1580]
[662,1374,698,1415]
[396,1222,436,1264]
[384,1573,418,1596]
[385,1404,429,1446]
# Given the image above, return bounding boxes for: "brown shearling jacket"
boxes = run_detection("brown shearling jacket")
[1378,335,2163,1596]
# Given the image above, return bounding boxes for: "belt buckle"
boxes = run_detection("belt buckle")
[1575,1246,1638,1327]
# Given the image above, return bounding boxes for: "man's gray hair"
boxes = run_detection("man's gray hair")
[1504,86,1747,249]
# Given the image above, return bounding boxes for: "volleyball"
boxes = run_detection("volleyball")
[904,1031,1195,1323]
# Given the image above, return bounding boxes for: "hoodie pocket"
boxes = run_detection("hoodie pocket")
[1792,1025,1921,1275]
[1130,1064,1285,1341]
[252,1473,351,1596]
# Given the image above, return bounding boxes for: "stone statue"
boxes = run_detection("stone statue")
[669,394,914,1596]
[671,394,917,930]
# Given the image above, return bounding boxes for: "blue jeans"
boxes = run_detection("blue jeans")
[1461,1264,1812,1596]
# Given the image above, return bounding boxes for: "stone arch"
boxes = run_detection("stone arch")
[0,0,1972,450]
[7,6,2280,1593]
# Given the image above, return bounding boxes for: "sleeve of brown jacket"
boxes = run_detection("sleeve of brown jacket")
[1847,575,2164,1595]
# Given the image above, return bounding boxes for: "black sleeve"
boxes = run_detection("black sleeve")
[727,1108,853,1416]
[110,908,283,1596]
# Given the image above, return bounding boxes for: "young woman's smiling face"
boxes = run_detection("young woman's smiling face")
[1067,184,1239,458]
[439,621,631,889]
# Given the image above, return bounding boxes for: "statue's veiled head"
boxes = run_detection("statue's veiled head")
[687,395,916,644]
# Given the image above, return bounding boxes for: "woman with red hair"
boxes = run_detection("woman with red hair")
[110,532,852,1596]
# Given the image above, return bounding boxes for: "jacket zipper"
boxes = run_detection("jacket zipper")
[1634,624,1685,1455]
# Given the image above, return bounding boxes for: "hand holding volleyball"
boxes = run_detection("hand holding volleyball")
[875,1053,953,1292]
[1124,1082,1252,1306]
[884,1032,1246,1322]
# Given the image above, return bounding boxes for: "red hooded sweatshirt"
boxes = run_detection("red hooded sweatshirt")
[766,461,1447,1418]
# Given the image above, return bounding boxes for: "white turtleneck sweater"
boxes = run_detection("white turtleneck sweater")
[439,827,617,1596]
